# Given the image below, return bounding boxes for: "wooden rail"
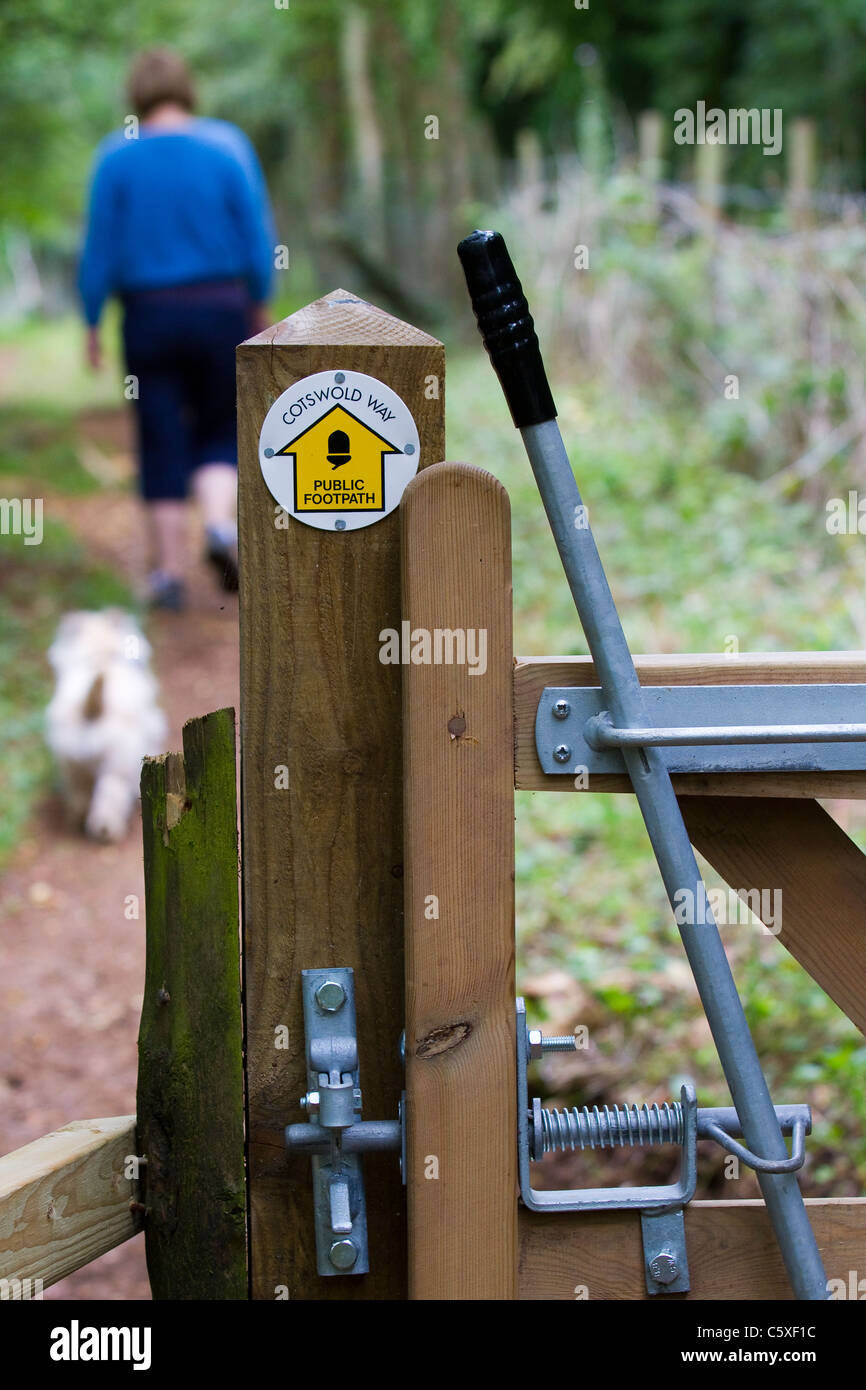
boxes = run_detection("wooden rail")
[681,796,866,1036]
[0,1117,140,1295]
[519,1199,866,1300]
[515,652,866,797]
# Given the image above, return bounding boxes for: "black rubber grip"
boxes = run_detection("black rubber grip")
[457,229,557,428]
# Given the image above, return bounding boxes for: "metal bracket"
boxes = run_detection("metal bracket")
[641,1207,690,1295]
[517,1000,812,1294]
[285,968,402,1277]
[536,684,866,776]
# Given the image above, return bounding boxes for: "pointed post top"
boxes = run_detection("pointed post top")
[242,288,443,349]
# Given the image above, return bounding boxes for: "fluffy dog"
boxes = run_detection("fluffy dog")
[46,609,168,842]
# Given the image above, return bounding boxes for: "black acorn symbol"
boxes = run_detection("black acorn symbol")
[327,429,351,468]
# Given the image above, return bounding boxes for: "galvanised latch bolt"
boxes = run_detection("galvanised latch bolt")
[328,1239,358,1271]
[315,980,346,1012]
[648,1252,678,1285]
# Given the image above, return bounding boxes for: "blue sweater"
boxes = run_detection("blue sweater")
[78,118,276,325]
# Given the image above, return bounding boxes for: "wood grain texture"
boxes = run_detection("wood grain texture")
[515,653,866,797]
[238,291,444,1300]
[680,796,866,1036]
[0,1117,140,1293]
[402,462,516,1300]
[518,1199,866,1300]
[138,708,246,1299]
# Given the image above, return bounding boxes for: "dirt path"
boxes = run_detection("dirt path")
[0,412,240,1299]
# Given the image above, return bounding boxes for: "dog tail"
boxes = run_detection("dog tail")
[82,673,105,721]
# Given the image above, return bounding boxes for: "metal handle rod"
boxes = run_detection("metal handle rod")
[521,418,828,1300]
[586,715,866,748]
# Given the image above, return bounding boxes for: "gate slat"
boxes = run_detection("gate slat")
[402,461,516,1299]
[681,795,866,1036]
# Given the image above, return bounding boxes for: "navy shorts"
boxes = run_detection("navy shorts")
[122,281,252,501]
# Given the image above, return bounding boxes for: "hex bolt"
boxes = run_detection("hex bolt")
[315,980,346,1012]
[553,699,571,720]
[528,1027,578,1061]
[648,1252,678,1285]
[329,1238,358,1271]
[553,744,572,763]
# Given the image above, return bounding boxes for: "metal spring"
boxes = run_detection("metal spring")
[538,1101,684,1156]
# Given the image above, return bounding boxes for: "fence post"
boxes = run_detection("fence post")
[237,289,444,1300]
[138,707,245,1299]
[787,116,816,231]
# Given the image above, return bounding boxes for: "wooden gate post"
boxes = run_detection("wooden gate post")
[401,462,517,1299]
[237,291,444,1300]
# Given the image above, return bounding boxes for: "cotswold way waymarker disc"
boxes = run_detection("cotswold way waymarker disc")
[259,369,421,532]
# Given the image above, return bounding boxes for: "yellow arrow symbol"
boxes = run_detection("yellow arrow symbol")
[275,405,402,514]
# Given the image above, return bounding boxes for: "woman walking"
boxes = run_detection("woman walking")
[78,48,275,609]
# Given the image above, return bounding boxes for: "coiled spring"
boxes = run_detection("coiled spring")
[535,1100,685,1158]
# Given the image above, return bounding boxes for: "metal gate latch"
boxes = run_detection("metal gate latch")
[284,968,402,1276]
[517,999,811,1294]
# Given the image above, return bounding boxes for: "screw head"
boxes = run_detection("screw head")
[553,744,572,764]
[553,699,571,720]
[649,1252,678,1285]
[329,1238,358,1271]
[315,980,346,1012]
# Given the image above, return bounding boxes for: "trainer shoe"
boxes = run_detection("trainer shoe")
[146,570,186,612]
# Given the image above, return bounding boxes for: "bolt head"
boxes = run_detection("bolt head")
[553,744,572,763]
[553,699,571,720]
[315,980,346,1012]
[528,1027,543,1061]
[649,1252,678,1285]
[329,1238,358,1271]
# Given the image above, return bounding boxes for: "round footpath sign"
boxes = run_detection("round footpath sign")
[258,368,421,532]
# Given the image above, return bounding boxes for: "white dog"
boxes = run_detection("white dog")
[46,609,168,842]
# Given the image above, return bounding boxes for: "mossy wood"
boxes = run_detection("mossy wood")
[138,707,246,1299]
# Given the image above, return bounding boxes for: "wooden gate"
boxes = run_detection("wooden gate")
[401,459,866,1300]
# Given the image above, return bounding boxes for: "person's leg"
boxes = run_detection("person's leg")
[123,300,194,607]
[188,299,247,591]
[148,500,187,578]
[192,462,237,531]
[191,462,238,590]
